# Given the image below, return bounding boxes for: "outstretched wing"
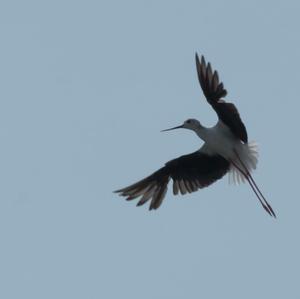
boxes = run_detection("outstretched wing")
[195,53,248,143]
[114,151,230,210]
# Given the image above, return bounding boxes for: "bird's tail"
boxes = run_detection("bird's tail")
[114,168,170,210]
[228,141,258,185]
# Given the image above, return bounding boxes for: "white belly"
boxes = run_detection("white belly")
[199,121,259,185]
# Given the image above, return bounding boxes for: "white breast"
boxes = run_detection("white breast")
[200,121,237,159]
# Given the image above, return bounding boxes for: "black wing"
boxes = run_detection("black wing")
[114,152,230,210]
[195,53,248,143]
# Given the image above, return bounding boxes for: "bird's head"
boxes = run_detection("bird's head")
[183,118,201,130]
[161,118,201,132]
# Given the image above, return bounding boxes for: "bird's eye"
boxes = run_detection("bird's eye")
[187,120,191,124]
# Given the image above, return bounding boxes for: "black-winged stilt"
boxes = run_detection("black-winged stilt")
[115,53,276,217]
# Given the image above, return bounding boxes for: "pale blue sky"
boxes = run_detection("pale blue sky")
[0,1,299,298]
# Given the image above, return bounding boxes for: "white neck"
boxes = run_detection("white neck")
[192,125,210,142]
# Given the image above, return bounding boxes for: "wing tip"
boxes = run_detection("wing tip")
[195,52,206,64]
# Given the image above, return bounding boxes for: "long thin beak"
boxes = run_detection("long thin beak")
[161,125,183,132]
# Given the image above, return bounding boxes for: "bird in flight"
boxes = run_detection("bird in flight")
[115,53,276,217]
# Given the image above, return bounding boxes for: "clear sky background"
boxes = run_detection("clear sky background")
[0,1,299,298]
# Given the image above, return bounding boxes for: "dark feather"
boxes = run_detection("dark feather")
[114,152,230,210]
[195,53,248,143]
